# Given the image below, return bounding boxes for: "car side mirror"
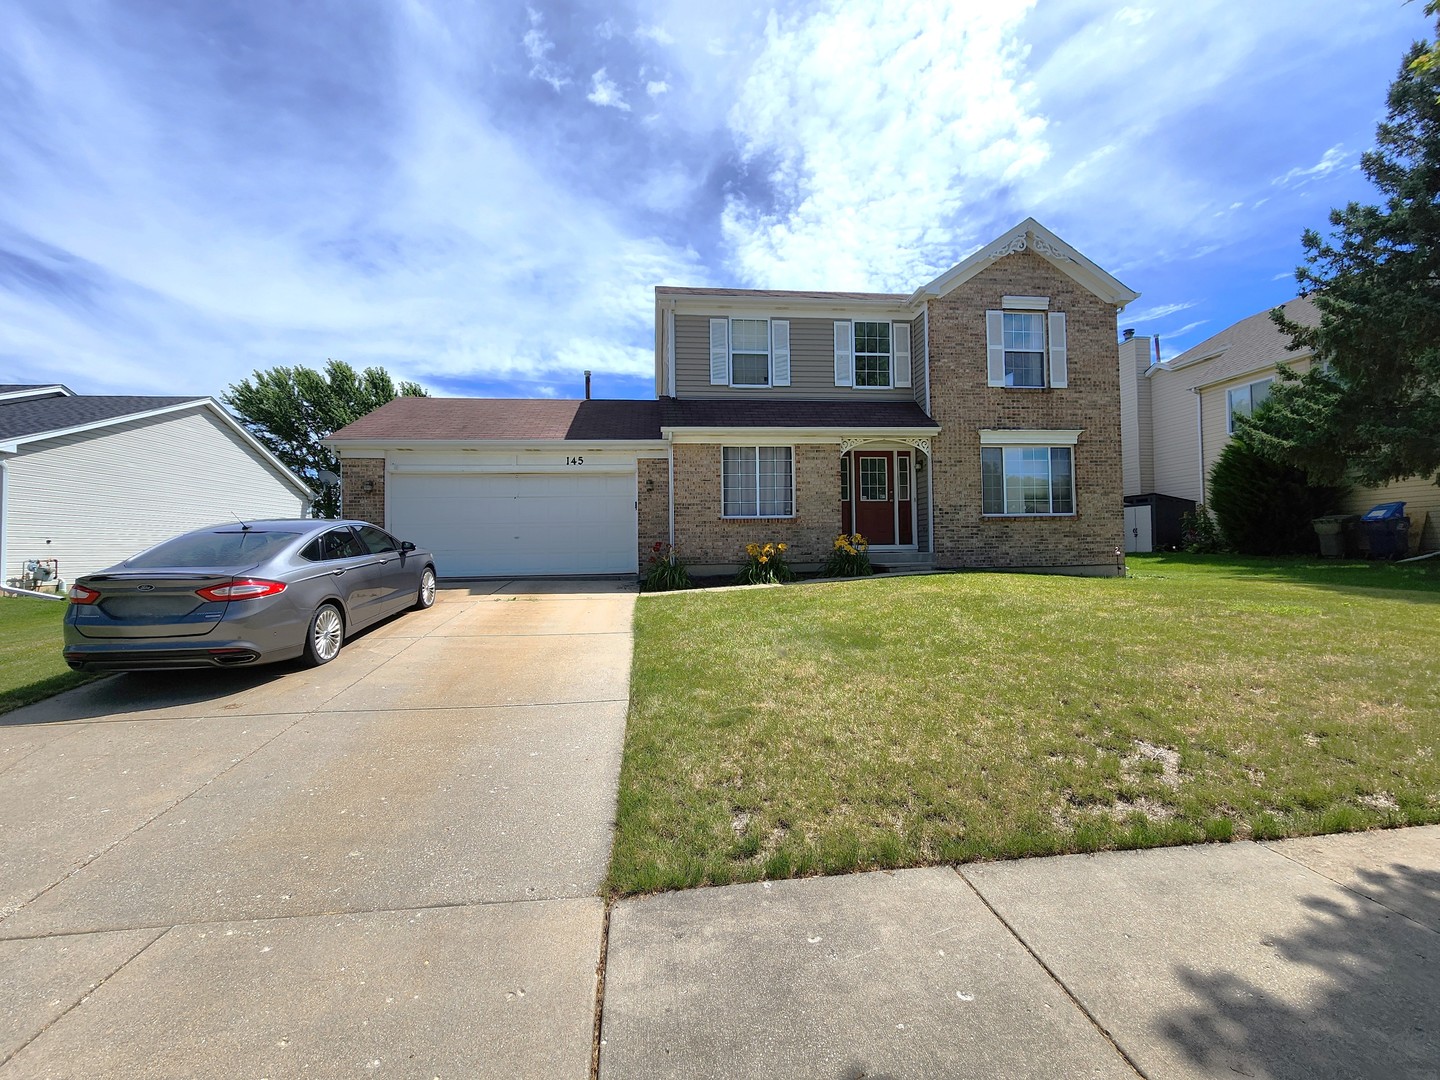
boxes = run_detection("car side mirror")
[400,540,416,552]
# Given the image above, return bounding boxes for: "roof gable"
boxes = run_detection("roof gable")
[910,217,1139,309]
[1152,296,1317,386]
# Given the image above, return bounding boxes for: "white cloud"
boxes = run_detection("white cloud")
[635,24,675,46]
[523,7,568,91]
[646,79,670,97]
[1124,301,1197,324]
[587,68,631,111]
[721,1,1048,290]
[1273,143,1350,188]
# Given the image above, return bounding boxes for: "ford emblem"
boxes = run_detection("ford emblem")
[137,585,155,592]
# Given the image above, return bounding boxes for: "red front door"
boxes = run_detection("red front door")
[853,451,895,545]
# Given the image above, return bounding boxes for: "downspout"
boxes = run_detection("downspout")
[0,458,8,588]
[1192,387,1204,502]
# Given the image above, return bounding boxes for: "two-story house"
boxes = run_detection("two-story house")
[327,218,1138,577]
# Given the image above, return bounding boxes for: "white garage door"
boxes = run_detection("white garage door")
[387,470,637,577]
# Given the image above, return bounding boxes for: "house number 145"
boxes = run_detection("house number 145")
[566,456,584,466]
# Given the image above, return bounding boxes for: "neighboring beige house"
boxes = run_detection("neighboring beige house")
[1119,300,1438,552]
[330,218,1139,578]
[0,384,313,590]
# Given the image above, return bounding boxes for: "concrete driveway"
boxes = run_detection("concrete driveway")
[0,579,635,1078]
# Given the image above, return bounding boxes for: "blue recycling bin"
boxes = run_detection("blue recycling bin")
[1361,502,1410,560]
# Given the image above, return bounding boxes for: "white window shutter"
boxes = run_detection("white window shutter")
[834,320,853,387]
[709,318,729,386]
[986,310,1005,387]
[771,319,791,387]
[1048,311,1068,388]
[893,322,911,388]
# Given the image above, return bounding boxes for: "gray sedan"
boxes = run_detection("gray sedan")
[63,520,437,671]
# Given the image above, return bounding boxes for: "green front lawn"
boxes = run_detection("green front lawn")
[609,553,1440,895]
[0,596,94,715]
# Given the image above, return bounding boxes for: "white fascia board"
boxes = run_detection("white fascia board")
[1155,344,1231,374]
[666,426,940,443]
[0,385,72,402]
[910,217,1140,310]
[979,428,1083,446]
[656,294,919,320]
[0,443,16,455]
[328,438,669,455]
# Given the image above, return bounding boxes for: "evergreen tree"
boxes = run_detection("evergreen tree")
[1246,21,1440,491]
[225,360,426,518]
[1208,435,1346,556]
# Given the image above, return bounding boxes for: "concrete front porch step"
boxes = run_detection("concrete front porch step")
[870,551,935,568]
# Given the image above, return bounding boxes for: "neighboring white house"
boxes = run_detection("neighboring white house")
[1119,301,1438,553]
[0,385,313,589]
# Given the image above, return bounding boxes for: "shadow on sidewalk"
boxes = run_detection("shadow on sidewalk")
[1158,860,1440,1079]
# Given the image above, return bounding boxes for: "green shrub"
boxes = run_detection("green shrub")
[822,533,873,577]
[735,541,794,585]
[1180,504,1226,553]
[1208,439,1346,555]
[642,542,693,592]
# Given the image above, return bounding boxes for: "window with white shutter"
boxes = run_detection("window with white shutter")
[834,321,854,387]
[709,318,729,386]
[771,320,791,387]
[893,322,912,388]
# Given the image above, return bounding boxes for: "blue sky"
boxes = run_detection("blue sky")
[0,1,1428,402]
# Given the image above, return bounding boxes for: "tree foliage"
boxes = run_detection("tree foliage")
[224,360,426,518]
[1246,21,1440,490]
[1208,435,1346,556]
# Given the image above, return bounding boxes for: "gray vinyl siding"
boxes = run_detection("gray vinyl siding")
[675,314,918,400]
[3,408,307,583]
[910,317,928,411]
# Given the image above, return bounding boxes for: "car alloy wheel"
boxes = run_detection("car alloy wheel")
[417,568,437,610]
[307,604,344,665]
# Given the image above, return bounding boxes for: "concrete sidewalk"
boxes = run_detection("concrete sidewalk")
[601,827,1440,1079]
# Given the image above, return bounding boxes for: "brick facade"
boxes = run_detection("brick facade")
[671,442,839,569]
[925,251,1124,572]
[340,458,386,526]
[636,456,671,569]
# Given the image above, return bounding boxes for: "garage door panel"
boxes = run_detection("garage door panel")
[388,470,636,577]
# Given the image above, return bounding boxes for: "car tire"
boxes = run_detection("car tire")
[414,566,437,610]
[303,603,345,667]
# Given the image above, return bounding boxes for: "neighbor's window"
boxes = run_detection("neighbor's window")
[1002,312,1046,388]
[730,318,771,387]
[1226,377,1273,433]
[722,446,794,517]
[981,446,1074,515]
[853,321,892,387]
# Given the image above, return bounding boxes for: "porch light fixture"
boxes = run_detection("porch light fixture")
[363,479,374,493]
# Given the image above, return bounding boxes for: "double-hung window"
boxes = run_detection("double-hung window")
[722,446,794,518]
[853,321,892,387]
[985,301,1068,388]
[711,318,790,387]
[1226,377,1273,433]
[981,446,1075,515]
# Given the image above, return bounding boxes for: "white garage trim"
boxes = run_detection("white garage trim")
[388,463,636,476]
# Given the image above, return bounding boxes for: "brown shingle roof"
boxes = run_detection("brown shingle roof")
[1161,297,1318,385]
[327,398,663,442]
[659,398,938,430]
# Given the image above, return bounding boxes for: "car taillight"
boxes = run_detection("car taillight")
[68,584,101,605]
[196,579,288,602]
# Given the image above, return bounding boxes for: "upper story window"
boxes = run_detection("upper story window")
[710,318,791,388]
[1226,377,1273,433]
[853,322,892,388]
[833,321,911,389]
[986,300,1068,389]
[1002,312,1046,387]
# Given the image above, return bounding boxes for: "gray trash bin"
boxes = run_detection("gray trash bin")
[1312,515,1359,558]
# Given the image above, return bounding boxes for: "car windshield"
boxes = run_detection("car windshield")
[125,530,302,568]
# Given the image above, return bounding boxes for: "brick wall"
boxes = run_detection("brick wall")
[672,442,840,568]
[926,251,1124,572]
[636,456,671,569]
[340,458,386,525]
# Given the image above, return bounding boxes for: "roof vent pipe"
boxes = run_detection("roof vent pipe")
[584,370,591,400]
[1123,327,1135,341]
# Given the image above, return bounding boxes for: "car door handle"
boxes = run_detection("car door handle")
[331,568,346,576]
